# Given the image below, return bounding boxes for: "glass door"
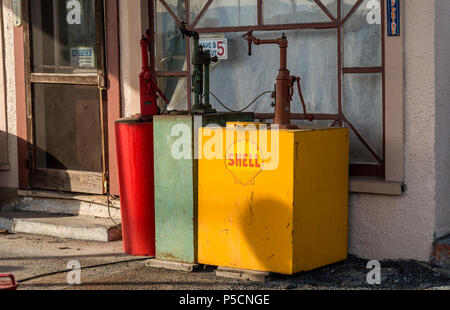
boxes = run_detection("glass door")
[26,0,106,194]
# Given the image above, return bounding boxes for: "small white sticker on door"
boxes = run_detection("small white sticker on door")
[71,47,95,68]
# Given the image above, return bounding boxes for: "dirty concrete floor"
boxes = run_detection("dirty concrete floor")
[1,233,450,290]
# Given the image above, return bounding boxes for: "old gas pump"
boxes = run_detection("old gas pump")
[140,30,169,116]
[180,22,218,113]
[152,25,254,266]
[114,30,171,257]
[196,33,349,275]
[244,31,313,128]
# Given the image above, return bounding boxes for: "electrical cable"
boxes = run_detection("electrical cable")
[97,75,122,232]
[208,90,272,113]
[18,258,148,283]
[98,73,108,196]
[107,194,122,232]
[96,73,122,231]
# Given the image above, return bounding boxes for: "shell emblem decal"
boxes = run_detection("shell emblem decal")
[225,139,264,186]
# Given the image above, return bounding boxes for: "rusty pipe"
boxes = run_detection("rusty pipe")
[243,32,316,128]
[244,31,294,128]
[244,31,288,47]
[140,36,150,73]
[244,31,288,55]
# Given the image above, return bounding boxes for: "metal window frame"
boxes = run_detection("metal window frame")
[150,0,403,181]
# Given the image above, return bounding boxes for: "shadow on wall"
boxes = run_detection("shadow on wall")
[0,133,70,206]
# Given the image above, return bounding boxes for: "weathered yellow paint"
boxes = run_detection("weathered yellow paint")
[198,126,349,275]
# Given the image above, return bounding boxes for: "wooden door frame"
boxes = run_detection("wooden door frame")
[14,0,121,195]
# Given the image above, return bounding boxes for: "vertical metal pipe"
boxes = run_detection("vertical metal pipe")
[192,36,202,107]
[280,46,287,70]
[275,39,293,128]
[185,0,192,109]
[204,63,210,107]
[337,0,343,127]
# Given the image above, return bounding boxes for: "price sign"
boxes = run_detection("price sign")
[199,38,228,60]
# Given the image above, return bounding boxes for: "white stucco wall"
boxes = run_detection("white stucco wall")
[0,0,19,189]
[348,0,437,261]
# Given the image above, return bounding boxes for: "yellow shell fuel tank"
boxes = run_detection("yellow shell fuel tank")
[198,123,349,275]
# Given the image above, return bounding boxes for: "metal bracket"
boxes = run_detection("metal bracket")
[98,72,107,90]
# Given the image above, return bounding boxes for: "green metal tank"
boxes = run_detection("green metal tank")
[153,112,254,263]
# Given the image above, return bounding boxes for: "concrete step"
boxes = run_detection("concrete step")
[14,190,121,220]
[0,210,122,242]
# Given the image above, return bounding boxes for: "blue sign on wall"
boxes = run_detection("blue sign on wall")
[387,0,400,37]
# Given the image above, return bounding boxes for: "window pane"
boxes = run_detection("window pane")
[204,29,338,115]
[196,0,257,28]
[320,0,338,19]
[30,0,97,74]
[161,0,187,22]
[190,0,209,24]
[159,77,188,111]
[342,0,359,18]
[346,126,379,164]
[33,84,102,172]
[264,0,331,24]
[156,1,187,72]
[343,0,382,67]
[343,73,383,164]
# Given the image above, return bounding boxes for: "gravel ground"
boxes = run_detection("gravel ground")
[1,233,449,290]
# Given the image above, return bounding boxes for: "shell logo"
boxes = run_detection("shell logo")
[225,139,264,186]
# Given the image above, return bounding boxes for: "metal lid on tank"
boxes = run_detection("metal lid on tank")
[115,115,154,124]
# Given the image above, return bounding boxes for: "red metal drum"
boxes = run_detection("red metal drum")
[115,116,155,256]
[0,274,18,290]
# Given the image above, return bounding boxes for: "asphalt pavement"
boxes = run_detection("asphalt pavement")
[1,233,449,290]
